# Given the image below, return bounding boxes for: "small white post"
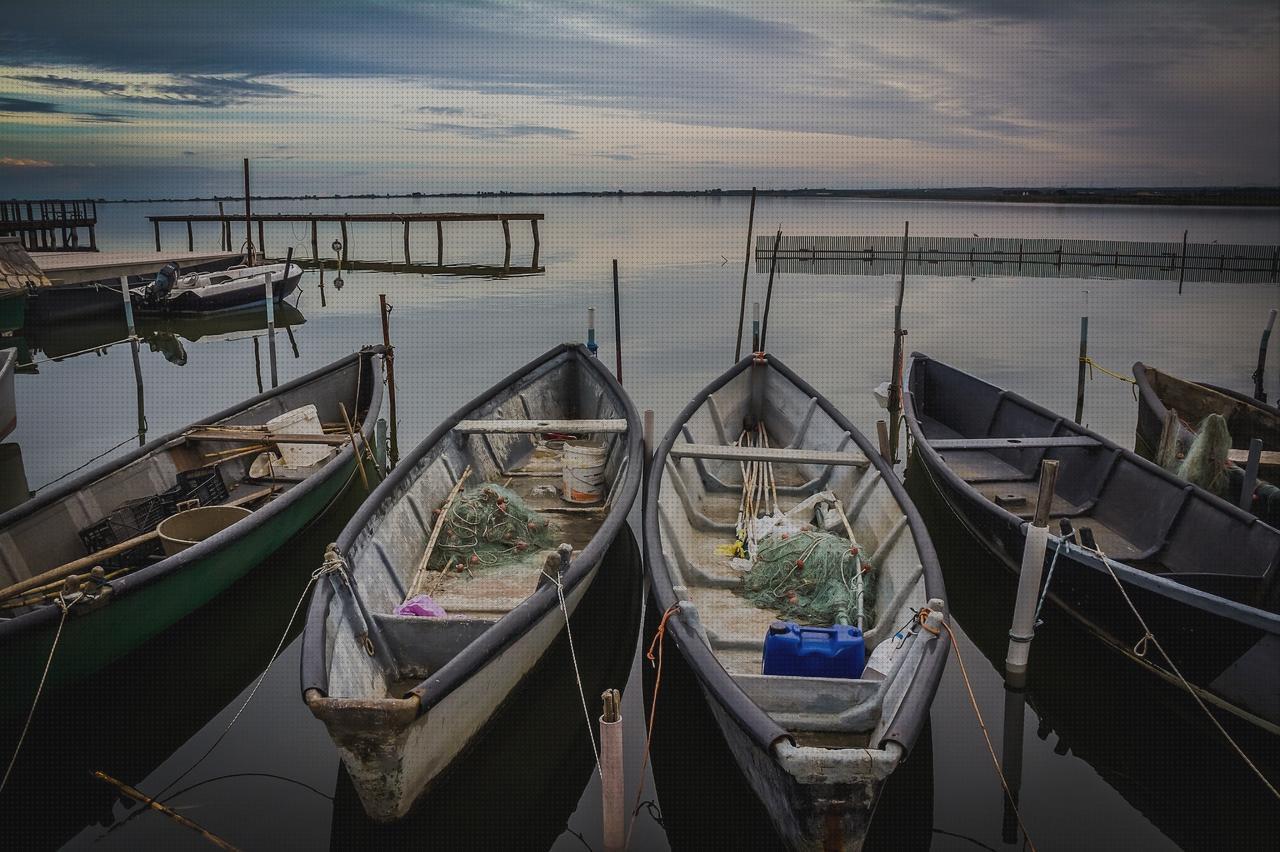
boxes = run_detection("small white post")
[1006,459,1060,680]
[119,274,136,337]
[600,688,624,852]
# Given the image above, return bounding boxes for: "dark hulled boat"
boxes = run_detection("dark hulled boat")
[645,353,949,851]
[906,353,1280,734]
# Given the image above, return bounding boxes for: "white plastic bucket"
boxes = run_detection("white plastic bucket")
[266,403,330,468]
[562,440,607,503]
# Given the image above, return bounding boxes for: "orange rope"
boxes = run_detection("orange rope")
[936,618,1037,852]
[625,603,680,849]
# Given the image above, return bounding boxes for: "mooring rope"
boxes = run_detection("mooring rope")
[935,615,1038,852]
[1083,542,1280,800]
[542,565,602,779]
[0,593,73,795]
[624,603,679,850]
[32,429,146,493]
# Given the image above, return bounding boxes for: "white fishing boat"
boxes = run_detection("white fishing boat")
[133,262,302,315]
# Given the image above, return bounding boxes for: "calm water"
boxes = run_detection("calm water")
[2,197,1278,850]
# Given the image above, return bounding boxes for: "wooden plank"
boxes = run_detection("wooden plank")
[931,436,1102,450]
[670,442,869,468]
[453,418,627,434]
[1228,448,1280,467]
[186,430,349,445]
[147,212,545,223]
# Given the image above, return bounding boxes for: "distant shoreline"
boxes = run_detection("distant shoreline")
[90,187,1280,206]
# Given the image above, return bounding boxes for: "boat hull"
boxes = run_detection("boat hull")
[139,268,302,316]
[0,444,363,715]
[0,292,25,334]
[319,562,598,821]
[0,347,15,440]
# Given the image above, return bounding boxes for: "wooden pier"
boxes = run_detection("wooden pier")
[148,211,544,272]
[0,200,99,253]
[34,250,240,286]
[757,234,1280,284]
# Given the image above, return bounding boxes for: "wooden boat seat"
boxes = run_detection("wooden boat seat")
[670,443,869,468]
[453,418,627,434]
[930,436,1101,450]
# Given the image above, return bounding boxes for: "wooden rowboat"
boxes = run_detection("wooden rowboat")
[906,353,1280,734]
[0,347,384,709]
[645,353,949,851]
[302,343,642,822]
[1133,362,1280,516]
[0,346,15,440]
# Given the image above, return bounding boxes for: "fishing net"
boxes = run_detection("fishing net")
[739,528,873,626]
[1176,414,1232,497]
[428,485,557,573]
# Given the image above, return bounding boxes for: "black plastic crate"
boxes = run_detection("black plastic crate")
[77,516,164,568]
[115,487,181,533]
[177,466,229,506]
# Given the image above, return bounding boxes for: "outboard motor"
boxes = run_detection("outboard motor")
[144,262,180,307]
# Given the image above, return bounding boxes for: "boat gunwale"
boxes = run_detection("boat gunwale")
[0,346,385,636]
[644,352,950,759]
[302,342,642,717]
[1132,360,1280,442]
[904,352,1280,633]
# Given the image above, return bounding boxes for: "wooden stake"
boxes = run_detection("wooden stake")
[734,187,758,362]
[1074,316,1089,424]
[1177,229,1188,294]
[412,465,473,599]
[403,219,411,265]
[94,771,240,851]
[888,221,909,463]
[1253,308,1277,402]
[759,229,782,352]
[243,158,254,265]
[379,294,399,468]
[338,402,370,490]
[612,259,623,383]
[876,419,891,460]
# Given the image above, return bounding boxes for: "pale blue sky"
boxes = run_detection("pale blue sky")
[2,1,1277,197]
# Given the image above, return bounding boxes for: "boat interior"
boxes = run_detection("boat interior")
[910,356,1280,607]
[654,360,935,748]
[0,354,375,611]
[1139,365,1280,457]
[322,350,632,701]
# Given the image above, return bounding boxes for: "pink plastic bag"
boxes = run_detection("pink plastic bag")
[394,594,448,618]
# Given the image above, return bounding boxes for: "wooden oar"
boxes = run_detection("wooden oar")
[407,465,472,600]
[337,403,369,491]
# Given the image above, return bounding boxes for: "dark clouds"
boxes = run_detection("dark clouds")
[408,122,578,140]
[10,72,294,107]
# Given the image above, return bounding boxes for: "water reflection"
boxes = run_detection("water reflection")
[905,454,1276,850]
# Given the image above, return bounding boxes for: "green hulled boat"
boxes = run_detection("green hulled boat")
[0,347,385,712]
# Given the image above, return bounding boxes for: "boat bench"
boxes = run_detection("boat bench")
[669,442,870,468]
[929,436,1102,450]
[453,418,627,434]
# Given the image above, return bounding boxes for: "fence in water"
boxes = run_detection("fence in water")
[755,235,1280,284]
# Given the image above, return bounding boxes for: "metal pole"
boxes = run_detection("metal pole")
[379,294,400,468]
[1252,308,1277,402]
[600,689,624,852]
[1006,459,1060,678]
[120,276,145,446]
[265,269,278,388]
[888,221,909,463]
[734,187,758,362]
[1074,316,1089,424]
[243,158,255,265]
[758,229,782,352]
[612,259,623,382]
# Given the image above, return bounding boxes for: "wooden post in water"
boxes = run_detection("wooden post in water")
[436,220,444,266]
[888,221,909,464]
[1001,682,1027,844]
[1177,229,1188,294]
[120,276,146,446]
[734,187,758,362]
[758,229,782,352]
[1074,316,1089,424]
[186,220,193,251]
[530,218,540,267]
[243,157,255,265]
[612,259,623,383]
[379,293,399,468]
[218,201,228,250]
[153,220,161,252]
[402,219,411,265]
[600,689,624,852]
[265,267,278,389]
[502,218,511,274]
[1006,459,1059,680]
[1252,308,1277,402]
[311,220,319,263]
[257,219,266,260]
[340,220,349,264]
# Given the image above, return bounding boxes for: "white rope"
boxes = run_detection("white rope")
[543,567,602,778]
[1084,541,1279,800]
[1,594,73,794]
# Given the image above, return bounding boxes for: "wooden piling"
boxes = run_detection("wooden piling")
[876,420,891,460]
[257,219,266,260]
[1006,459,1060,678]
[403,219,411,265]
[502,218,511,273]
[600,688,624,852]
[734,187,758,362]
[612,259,623,383]
[218,201,228,250]
[186,220,193,251]
[436,220,444,265]
[153,220,161,253]
[530,218,540,266]
[379,294,399,468]
[1074,316,1089,424]
[340,220,349,264]
[243,158,254,264]
[758,229,782,352]
[888,221,910,463]
[311,220,319,262]
[1253,308,1277,402]
[265,268,278,388]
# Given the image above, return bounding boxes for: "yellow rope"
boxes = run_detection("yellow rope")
[1080,356,1137,385]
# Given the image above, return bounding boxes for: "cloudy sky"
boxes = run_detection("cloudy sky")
[1,0,1277,197]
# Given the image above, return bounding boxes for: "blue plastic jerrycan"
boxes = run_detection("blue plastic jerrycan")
[762,621,866,679]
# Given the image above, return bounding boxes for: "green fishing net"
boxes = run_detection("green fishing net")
[429,485,557,573]
[739,529,873,626]
[1176,413,1232,497]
